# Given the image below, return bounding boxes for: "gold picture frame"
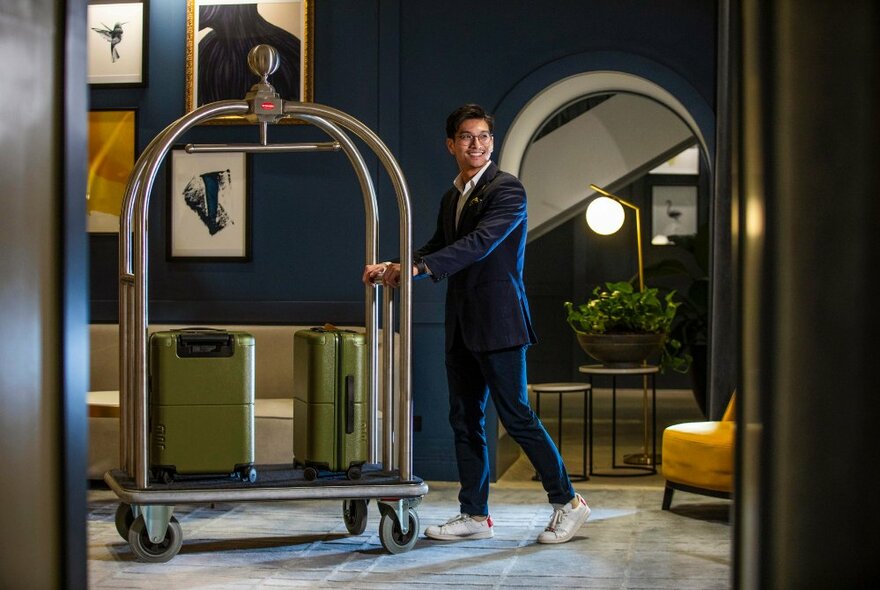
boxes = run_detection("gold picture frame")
[185,0,314,124]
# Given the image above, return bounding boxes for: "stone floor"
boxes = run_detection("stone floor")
[87,388,732,589]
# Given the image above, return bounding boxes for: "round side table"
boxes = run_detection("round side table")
[578,364,659,477]
[529,382,592,482]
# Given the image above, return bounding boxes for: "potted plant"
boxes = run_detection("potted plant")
[564,281,690,372]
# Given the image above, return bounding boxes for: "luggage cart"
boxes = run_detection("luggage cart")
[105,45,427,562]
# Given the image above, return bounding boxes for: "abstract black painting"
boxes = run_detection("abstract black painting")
[185,0,314,121]
[167,147,251,261]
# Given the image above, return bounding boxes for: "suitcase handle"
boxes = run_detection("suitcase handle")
[176,330,235,358]
[173,326,225,335]
[310,324,357,334]
[345,375,355,435]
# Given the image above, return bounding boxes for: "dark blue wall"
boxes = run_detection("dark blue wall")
[90,0,716,480]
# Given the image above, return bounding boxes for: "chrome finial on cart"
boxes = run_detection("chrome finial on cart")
[244,44,284,128]
[247,43,280,81]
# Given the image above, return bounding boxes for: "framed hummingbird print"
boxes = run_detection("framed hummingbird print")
[87,1,149,87]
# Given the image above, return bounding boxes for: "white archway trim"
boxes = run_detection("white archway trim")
[498,71,708,177]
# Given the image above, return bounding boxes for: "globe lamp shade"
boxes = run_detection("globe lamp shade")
[585,196,625,235]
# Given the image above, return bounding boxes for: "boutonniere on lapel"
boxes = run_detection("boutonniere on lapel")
[468,195,482,208]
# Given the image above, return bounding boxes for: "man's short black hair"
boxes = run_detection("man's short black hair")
[446,104,495,139]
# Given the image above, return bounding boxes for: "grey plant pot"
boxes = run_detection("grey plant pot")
[576,332,666,368]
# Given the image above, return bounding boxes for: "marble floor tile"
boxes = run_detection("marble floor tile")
[88,389,731,589]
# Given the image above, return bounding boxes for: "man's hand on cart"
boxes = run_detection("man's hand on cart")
[362,262,417,288]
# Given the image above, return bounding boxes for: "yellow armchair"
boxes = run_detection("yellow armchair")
[661,393,735,510]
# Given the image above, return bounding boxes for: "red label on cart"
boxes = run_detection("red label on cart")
[260,102,275,110]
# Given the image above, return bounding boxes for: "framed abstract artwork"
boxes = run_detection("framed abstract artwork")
[167,147,252,261]
[87,0,149,87]
[87,108,138,233]
[185,0,314,122]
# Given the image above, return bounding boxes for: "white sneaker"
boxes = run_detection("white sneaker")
[424,514,494,540]
[537,493,591,544]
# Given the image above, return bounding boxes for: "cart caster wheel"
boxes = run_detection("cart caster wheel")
[114,503,135,541]
[303,466,318,481]
[128,515,183,563]
[379,508,420,554]
[343,499,368,535]
[240,466,257,483]
[346,465,362,480]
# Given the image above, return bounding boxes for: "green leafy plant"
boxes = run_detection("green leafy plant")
[564,281,690,372]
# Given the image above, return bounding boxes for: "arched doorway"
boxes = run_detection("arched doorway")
[498,70,711,180]
[492,59,721,417]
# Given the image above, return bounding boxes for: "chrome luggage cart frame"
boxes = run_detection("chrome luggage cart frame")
[105,46,426,561]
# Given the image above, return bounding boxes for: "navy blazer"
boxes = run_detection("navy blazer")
[417,162,537,353]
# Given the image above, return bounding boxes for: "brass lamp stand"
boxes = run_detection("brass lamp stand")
[588,183,656,467]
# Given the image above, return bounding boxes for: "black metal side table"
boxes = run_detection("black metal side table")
[529,382,591,482]
[578,364,659,477]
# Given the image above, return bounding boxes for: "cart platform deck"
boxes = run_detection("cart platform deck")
[105,464,429,505]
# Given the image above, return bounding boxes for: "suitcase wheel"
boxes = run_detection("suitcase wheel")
[303,466,319,481]
[152,468,175,485]
[346,465,362,480]
[238,466,258,484]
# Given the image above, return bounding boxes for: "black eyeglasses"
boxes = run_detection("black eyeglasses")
[456,132,493,145]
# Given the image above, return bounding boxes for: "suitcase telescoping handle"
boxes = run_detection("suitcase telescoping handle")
[175,328,235,358]
[311,323,358,334]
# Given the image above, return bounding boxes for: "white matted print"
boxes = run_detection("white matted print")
[87,1,147,86]
[168,148,251,260]
[651,185,697,245]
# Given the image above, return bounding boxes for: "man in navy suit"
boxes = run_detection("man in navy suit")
[363,104,590,544]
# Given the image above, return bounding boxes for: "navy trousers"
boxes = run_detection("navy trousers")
[445,330,575,516]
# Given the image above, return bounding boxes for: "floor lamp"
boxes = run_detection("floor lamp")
[586,183,654,466]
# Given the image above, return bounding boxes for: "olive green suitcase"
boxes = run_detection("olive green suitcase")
[149,328,257,483]
[293,326,367,480]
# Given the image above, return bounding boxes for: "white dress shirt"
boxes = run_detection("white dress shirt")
[453,160,493,228]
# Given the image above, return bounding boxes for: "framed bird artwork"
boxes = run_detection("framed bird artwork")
[651,185,698,245]
[87,1,149,88]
